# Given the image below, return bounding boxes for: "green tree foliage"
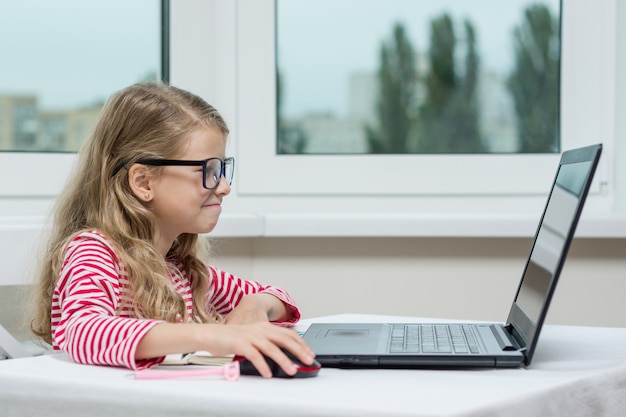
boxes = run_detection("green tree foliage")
[277,69,308,153]
[507,4,560,153]
[419,14,483,153]
[366,23,418,153]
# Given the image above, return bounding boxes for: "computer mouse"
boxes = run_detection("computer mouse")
[234,349,321,378]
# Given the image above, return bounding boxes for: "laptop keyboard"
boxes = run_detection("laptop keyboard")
[389,324,481,354]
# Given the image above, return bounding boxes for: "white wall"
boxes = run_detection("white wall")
[210,237,626,327]
[2,236,625,343]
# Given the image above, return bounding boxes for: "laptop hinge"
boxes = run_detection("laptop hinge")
[505,323,529,352]
[490,324,518,351]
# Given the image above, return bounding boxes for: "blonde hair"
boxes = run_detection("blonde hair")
[31,82,229,344]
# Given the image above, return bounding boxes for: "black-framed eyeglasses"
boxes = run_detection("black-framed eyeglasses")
[135,157,235,190]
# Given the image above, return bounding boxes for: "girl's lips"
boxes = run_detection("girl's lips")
[203,198,221,206]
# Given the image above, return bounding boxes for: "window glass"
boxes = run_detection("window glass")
[0,0,163,152]
[276,0,561,155]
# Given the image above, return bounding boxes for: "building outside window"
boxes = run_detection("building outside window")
[0,0,162,153]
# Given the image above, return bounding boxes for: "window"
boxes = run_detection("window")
[0,0,164,196]
[214,0,610,201]
[1,0,621,235]
[276,0,561,156]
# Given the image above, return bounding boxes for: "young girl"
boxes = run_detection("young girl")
[30,82,315,378]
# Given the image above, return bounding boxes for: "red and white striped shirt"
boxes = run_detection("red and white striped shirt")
[51,230,300,370]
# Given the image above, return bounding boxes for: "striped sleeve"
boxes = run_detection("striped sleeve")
[52,232,163,370]
[207,265,301,325]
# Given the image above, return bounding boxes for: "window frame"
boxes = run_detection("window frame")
[230,0,610,197]
[166,0,625,231]
[168,0,616,214]
[0,0,169,198]
[0,0,622,234]
[236,0,577,197]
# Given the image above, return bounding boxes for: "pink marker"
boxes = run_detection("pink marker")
[134,361,240,381]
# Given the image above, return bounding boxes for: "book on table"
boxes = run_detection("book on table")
[161,351,234,366]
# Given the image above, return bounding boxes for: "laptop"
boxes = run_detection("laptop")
[303,144,602,369]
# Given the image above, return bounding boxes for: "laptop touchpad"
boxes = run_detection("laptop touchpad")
[317,329,370,338]
[307,325,388,354]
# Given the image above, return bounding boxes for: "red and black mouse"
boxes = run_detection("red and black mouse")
[234,349,321,378]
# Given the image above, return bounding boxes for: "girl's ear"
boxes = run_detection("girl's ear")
[128,164,154,202]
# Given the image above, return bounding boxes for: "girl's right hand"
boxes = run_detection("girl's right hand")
[203,321,315,378]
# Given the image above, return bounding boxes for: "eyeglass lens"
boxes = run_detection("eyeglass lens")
[205,158,234,189]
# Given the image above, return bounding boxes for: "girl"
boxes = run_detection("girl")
[30,82,315,378]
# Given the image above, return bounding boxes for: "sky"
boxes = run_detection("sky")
[0,0,559,116]
[0,0,159,110]
[277,0,560,118]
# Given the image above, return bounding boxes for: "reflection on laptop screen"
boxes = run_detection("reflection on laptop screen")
[513,160,593,344]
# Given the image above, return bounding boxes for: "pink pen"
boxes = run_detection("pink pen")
[134,361,240,381]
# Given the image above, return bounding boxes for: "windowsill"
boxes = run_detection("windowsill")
[208,211,626,238]
[2,212,625,240]
[0,211,624,287]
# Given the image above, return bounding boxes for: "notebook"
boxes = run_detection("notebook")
[303,144,602,369]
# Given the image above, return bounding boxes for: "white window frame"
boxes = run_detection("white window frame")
[1,0,624,239]
[167,0,619,222]
[235,0,583,197]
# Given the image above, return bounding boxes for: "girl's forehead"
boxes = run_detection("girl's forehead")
[179,126,227,158]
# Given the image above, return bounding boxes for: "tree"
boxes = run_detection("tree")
[507,5,560,153]
[277,69,308,154]
[366,23,418,153]
[418,14,483,153]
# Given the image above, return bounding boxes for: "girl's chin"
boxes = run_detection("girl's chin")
[199,219,219,234]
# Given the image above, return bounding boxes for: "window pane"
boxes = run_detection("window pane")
[0,0,163,152]
[276,0,561,155]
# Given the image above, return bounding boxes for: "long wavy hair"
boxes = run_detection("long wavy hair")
[31,82,229,344]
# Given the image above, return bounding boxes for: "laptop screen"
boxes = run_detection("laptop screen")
[515,161,592,322]
[507,145,600,364]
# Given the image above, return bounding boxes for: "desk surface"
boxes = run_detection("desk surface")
[1,314,626,417]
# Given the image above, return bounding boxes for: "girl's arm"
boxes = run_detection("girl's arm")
[53,232,164,370]
[223,292,289,324]
[134,320,315,378]
[207,266,301,324]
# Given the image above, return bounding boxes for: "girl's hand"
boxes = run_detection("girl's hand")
[204,321,315,378]
[223,293,290,324]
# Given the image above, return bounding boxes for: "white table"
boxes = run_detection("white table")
[1,314,626,417]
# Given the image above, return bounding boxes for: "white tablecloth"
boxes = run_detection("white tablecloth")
[1,314,626,417]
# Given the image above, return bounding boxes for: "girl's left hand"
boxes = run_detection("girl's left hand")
[223,293,289,324]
